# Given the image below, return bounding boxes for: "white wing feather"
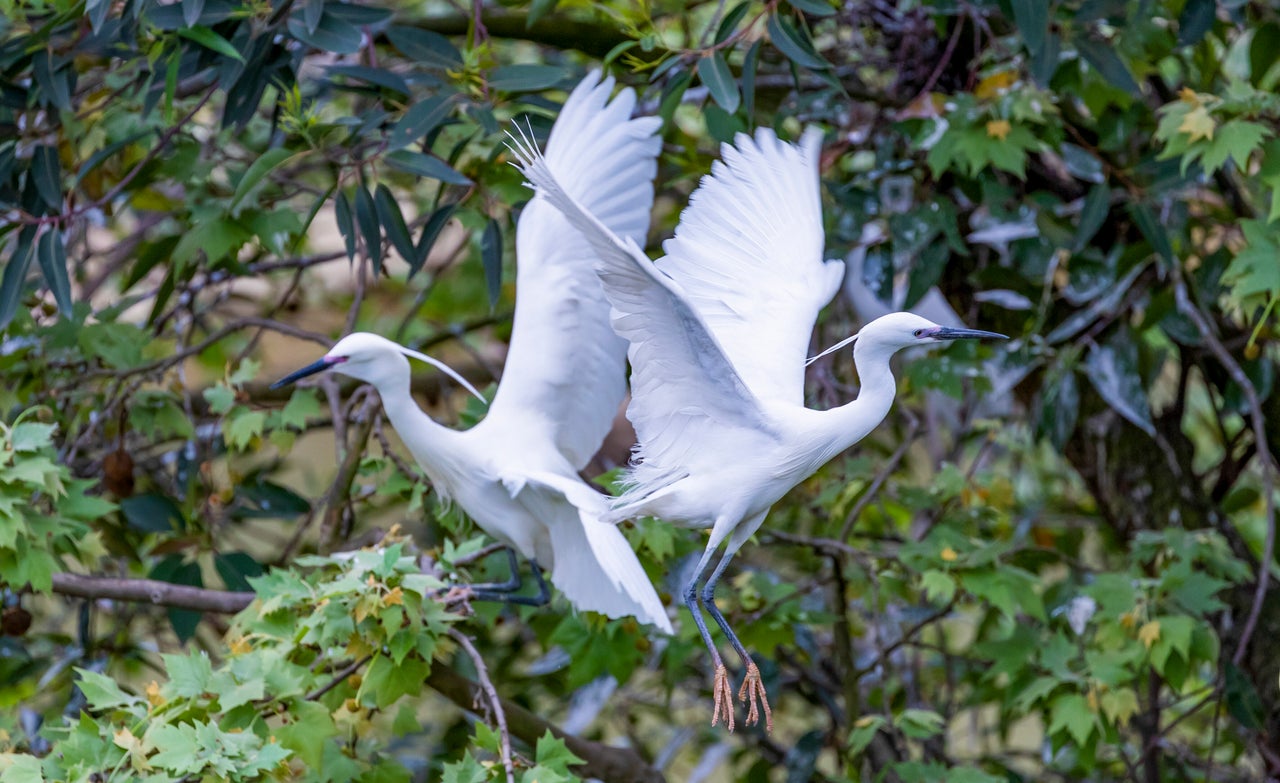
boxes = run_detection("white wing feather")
[657,128,845,406]
[508,135,770,497]
[481,71,661,471]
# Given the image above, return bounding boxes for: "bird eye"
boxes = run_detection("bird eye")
[913,329,926,338]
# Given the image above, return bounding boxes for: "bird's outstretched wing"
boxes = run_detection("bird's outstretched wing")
[508,132,770,491]
[658,128,844,406]
[481,71,661,471]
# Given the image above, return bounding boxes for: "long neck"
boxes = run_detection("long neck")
[812,342,899,466]
[374,378,464,485]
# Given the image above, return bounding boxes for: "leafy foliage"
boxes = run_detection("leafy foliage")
[1,0,1277,780]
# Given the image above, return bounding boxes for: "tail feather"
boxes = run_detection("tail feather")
[547,498,674,634]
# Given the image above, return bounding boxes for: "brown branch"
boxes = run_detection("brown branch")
[306,654,374,702]
[50,573,254,613]
[424,665,667,783]
[449,629,515,783]
[1173,274,1277,667]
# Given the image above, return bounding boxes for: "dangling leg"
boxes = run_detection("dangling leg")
[700,511,773,731]
[470,548,551,607]
[685,518,740,731]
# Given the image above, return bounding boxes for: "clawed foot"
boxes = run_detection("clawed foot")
[738,661,773,732]
[711,664,736,732]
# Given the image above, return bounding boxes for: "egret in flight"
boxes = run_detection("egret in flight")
[273,72,671,633]
[510,127,1005,730]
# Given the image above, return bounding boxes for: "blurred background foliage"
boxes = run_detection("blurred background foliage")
[0,0,1277,780]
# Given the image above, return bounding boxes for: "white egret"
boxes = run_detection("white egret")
[509,127,1005,730]
[273,72,671,633]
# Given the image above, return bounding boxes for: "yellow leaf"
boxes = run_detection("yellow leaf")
[986,120,1012,141]
[1178,106,1215,142]
[382,586,404,607]
[940,546,958,562]
[854,715,879,728]
[976,71,1017,99]
[229,636,252,655]
[145,680,165,707]
[1138,620,1161,649]
[1178,87,1201,105]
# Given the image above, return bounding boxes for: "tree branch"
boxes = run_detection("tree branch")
[50,573,254,613]
[424,665,667,783]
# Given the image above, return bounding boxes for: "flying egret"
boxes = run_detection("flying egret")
[272,72,672,633]
[509,127,1005,730]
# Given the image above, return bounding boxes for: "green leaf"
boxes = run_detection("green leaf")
[895,708,946,739]
[386,25,462,68]
[0,753,44,782]
[488,64,572,92]
[785,0,836,17]
[766,13,828,70]
[1011,0,1047,55]
[697,52,740,113]
[481,218,502,308]
[0,224,38,329]
[374,185,416,265]
[388,96,452,150]
[846,715,887,755]
[203,384,236,414]
[1048,693,1096,746]
[1075,36,1139,95]
[214,552,263,592]
[230,148,299,211]
[31,144,62,210]
[534,731,586,773]
[384,150,472,185]
[920,569,956,604]
[355,186,382,275]
[1083,329,1155,437]
[1073,183,1111,252]
[716,2,752,42]
[1199,119,1270,174]
[412,202,459,276]
[182,0,204,27]
[229,357,260,385]
[1177,0,1215,47]
[75,668,142,709]
[163,651,213,697]
[176,25,245,62]
[1225,661,1265,730]
[11,422,56,452]
[325,64,409,96]
[334,190,357,263]
[120,493,184,533]
[287,10,362,54]
[225,409,267,450]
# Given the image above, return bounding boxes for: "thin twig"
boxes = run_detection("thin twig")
[841,414,921,541]
[1173,274,1277,666]
[306,654,373,701]
[448,629,515,783]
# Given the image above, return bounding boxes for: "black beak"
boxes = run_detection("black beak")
[270,357,341,389]
[933,327,1008,341]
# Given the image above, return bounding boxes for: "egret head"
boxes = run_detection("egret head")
[807,312,1006,366]
[269,332,484,401]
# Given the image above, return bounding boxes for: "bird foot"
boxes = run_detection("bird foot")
[710,664,736,732]
[738,661,773,732]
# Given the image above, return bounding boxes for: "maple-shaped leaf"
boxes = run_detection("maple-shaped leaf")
[1178,104,1215,141]
[1199,119,1271,173]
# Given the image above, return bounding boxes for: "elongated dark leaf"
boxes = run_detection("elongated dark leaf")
[149,554,202,643]
[0,225,38,330]
[1225,662,1265,730]
[1249,24,1280,88]
[488,64,572,92]
[697,52,739,113]
[766,13,828,70]
[325,64,409,96]
[374,185,416,265]
[1076,37,1139,94]
[229,147,297,211]
[388,95,451,150]
[1128,202,1174,266]
[33,51,71,111]
[86,0,110,32]
[287,10,362,54]
[385,150,471,184]
[1177,0,1215,47]
[1084,329,1155,437]
[1011,0,1047,55]
[176,25,245,62]
[182,0,205,27]
[1038,362,1080,450]
[1030,30,1062,86]
[304,0,324,33]
[36,229,71,317]
[324,3,391,25]
[214,552,263,592]
[411,202,458,277]
[334,190,357,263]
[121,494,185,533]
[354,187,382,275]
[527,0,558,27]
[785,0,836,16]
[386,25,462,68]
[1073,184,1111,252]
[716,2,752,43]
[659,70,693,126]
[481,218,502,308]
[73,131,151,187]
[31,144,62,210]
[743,40,761,118]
